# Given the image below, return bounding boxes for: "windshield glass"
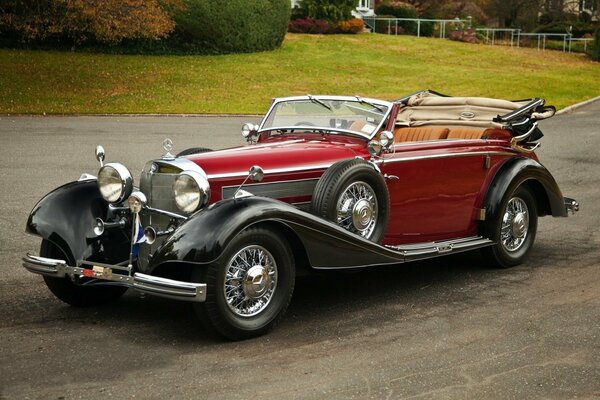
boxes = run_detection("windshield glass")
[260,97,391,137]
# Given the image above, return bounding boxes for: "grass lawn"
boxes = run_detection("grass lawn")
[1,33,598,114]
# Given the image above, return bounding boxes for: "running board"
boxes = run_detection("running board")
[385,236,493,262]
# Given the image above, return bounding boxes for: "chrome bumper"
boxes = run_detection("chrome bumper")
[564,197,579,215]
[23,254,206,302]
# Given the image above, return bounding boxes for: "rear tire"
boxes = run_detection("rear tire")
[482,185,538,268]
[193,226,295,340]
[40,240,127,307]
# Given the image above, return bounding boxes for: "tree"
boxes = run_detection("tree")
[0,0,184,44]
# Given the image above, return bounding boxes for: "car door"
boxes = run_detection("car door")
[380,140,490,244]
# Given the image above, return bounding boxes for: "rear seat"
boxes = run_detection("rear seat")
[446,127,486,140]
[393,126,449,142]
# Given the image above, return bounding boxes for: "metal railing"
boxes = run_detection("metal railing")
[476,28,521,47]
[362,17,468,38]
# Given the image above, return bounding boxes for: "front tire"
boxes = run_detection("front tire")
[194,226,295,340]
[40,240,127,307]
[482,185,538,268]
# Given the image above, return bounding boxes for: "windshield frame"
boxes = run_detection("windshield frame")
[257,95,393,140]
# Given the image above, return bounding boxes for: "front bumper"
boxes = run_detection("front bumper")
[23,254,206,302]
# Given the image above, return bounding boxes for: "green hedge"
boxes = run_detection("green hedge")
[170,0,290,54]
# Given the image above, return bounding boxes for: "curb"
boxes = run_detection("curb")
[556,96,600,115]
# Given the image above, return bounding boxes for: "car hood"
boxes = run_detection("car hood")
[184,136,368,180]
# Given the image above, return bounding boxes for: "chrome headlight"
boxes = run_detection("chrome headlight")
[173,170,210,213]
[97,163,133,203]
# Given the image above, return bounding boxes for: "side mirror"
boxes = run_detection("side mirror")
[241,123,259,143]
[379,130,394,151]
[95,145,105,167]
[367,140,383,157]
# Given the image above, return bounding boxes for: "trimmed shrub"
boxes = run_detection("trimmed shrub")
[288,18,332,34]
[171,0,290,54]
[299,0,356,23]
[334,18,365,34]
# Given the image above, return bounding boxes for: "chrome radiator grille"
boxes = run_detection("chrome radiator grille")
[138,166,180,270]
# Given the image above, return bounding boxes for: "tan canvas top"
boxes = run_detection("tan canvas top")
[397,93,530,128]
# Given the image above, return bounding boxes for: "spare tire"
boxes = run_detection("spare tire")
[310,159,390,243]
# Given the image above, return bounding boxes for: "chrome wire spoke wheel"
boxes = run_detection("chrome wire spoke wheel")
[500,196,529,252]
[336,181,378,239]
[223,245,278,317]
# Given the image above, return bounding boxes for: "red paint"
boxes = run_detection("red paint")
[184,129,536,246]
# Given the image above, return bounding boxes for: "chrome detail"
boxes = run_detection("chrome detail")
[337,181,378,239]
[242,123,259,143]
[484,154,491,169]
[222,177,318,200]
[511,122,538,143]
[223,245,278,317]
[207,163,332,180]
[368,140,382,157]
[476,208,487,221]
[162,138,175,160]
[145,206,187,220]
[380,151,515,164]
[564,197,579,215]
[249,165,264,182]
[501,197,529,252]
[22,254,206,302]
[128,191,147,213]
[257,95,393,140]
[384,174,399,181]
[379,130,394,150]
[173,170,211,213]
[383,236,494,262]
[233,165,265,199]
[143,226,175,245]
[234,189,254,199]
[437,244,453,253]
[97,163,134,204]
[78,173,97,181]
[95,145,105,167]
[93,217,126,236]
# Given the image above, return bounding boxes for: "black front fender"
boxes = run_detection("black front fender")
[483,157,567,223]
[26,179,130,264]
[150,197,402,270]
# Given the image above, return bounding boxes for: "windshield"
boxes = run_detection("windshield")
[259,96,391,138]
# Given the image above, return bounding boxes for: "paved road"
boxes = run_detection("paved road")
[0,104,598,399]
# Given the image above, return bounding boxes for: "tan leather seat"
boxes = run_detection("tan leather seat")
[446,127,486,140]
[394,126,449,142]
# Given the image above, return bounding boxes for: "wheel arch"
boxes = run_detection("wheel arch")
[482,157,567,229]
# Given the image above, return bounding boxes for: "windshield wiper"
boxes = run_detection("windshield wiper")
[355,96,384,113]
[307,94,331,111]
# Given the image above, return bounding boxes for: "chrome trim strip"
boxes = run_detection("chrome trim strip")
[208,164,333,180]
[222,177,318,199]
[379,150,515,164]
[154,158,208,179]
[22,254,206,302]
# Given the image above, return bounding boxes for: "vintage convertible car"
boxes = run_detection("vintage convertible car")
[23,90,579,340]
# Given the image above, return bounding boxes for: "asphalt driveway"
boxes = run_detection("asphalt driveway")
[0,102,598,399]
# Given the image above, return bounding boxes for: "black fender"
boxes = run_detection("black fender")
[482,157,567,226]
[150,196,402,270]
[26,179,130,265]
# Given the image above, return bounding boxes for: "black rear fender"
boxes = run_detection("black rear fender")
[483,157,567,225]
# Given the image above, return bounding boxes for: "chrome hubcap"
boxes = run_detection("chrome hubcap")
[501,197,529,252]
[224,245,277,317]
[336,181,378,239]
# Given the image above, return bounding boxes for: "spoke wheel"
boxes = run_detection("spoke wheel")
[311,159,389,243]
[482,185,538,268]
[336,181,378,239]
[194,226,295,340]
[224,245,278,317]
